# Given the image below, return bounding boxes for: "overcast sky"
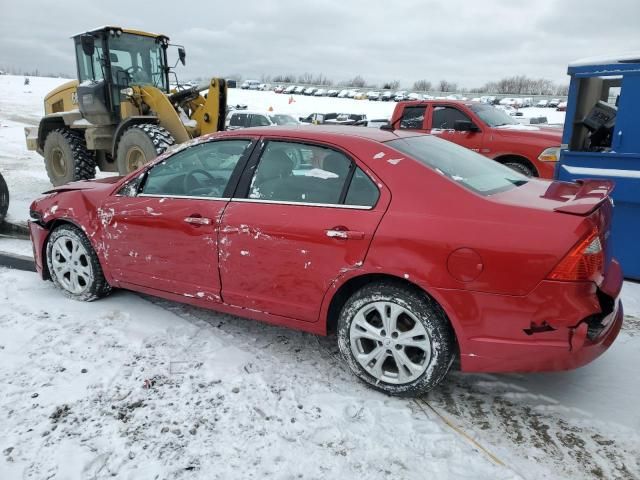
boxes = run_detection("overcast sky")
[2,0,639,87]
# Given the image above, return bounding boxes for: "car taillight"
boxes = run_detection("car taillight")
[547,229,604,282]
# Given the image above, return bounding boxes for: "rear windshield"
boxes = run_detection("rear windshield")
[386,135,528,195]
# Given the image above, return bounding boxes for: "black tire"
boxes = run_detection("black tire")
[504,161,536,177]
[43,129,96,186]
[0,172,8,222]
[337,281,455,397]
[116,124,175,175]
[46,224,111,301]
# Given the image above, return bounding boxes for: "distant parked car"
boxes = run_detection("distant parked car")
[354,91,368,100]
[294,86,306,94]
[347,90,360,98]
[337,89,350,98]
[367,91,381,101]
[241,80,260,90]
[299,113,339,124]
[226,111,301,130]
[547,98,561,108]
[284,85,296,94]
[258,83,271,91]
[407,93,422,101]
[314,88,327,97]
[381,91,395,101]
[499,97,518,107]
[327,89,339,97]
[556,101,568,111]
[394,91,408,101]
[304,87,317,96]
[273,85,285,93]
[324,113,368,125]
[536,99,549,108]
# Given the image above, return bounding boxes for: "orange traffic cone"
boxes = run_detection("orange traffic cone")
[288,95,295,104]
[268,105,274,112]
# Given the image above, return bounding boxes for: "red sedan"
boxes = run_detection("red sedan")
[28,126,623,396]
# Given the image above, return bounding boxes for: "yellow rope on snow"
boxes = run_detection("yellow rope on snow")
[416,398,507,468]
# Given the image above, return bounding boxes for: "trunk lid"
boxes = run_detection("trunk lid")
[492,178,614,216]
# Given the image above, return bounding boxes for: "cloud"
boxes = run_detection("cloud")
[1,0,639,87]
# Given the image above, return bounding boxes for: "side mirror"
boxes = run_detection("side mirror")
[313,114,324,125]
[81,34,95,56]
[178,47,186,66]
[454,120,479,132]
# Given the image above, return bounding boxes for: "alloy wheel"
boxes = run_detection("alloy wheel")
[349,301,432,384]
[50,235,94,294]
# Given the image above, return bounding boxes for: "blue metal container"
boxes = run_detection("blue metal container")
[556,54,640,280]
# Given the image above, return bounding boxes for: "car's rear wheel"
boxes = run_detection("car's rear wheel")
[46,224,111,301]
[337,281,455,396]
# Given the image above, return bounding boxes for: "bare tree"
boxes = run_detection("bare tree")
[413,80,432,92]
[297,72,314,84]
[438,80,457,92]
[382,80,400,90]
[346,75,366,88]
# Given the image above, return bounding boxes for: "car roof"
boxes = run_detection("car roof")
[218,125,424,142]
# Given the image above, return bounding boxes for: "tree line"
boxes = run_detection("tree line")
[253,73,568,95]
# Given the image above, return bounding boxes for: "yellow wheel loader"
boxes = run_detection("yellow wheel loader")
[25,26,227,186]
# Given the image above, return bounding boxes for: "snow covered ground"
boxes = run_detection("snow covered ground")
[2,75,639,479]
[0,74,565,226]
[0,266,639,480]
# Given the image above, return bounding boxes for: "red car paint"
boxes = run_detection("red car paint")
[28,126,622,373]
[390,100,562,178]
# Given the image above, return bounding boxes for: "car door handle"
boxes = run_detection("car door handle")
[184,215,212,226]
[326,228,365,240]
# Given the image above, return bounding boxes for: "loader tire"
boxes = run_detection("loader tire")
[116,124,175,175]
[0,172,9,222]
[43,129,96,187]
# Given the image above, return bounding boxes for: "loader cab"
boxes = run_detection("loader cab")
[73,26,170,125]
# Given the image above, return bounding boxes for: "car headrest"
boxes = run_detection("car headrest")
[323,153,350,178]
[257,150,293,181]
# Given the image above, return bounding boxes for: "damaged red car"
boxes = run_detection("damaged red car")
[29,126,624,396]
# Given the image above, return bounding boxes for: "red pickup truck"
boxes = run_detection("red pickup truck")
[389,100,562,178]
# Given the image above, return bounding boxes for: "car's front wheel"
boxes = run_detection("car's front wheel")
[337,281,455,396]
[46,224,111,301]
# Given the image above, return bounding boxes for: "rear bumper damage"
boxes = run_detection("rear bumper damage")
[438,259,624,373]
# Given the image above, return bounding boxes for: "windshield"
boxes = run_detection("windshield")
[387,135,528,195]
[269,114,299,125]
[108,33,168,91]
[469,103,518,127]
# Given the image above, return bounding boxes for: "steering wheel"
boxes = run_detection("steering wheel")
[125,66,149,83]
[183,169,220,196]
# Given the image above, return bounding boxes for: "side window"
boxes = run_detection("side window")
[75,38,105,82]
[249,114,271,127]
[432,106,471,130]
[141,140,251,198]
[249,141,352,205]
[400,106,426,129]
[229,114,245,127]
[345,167,379,207]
